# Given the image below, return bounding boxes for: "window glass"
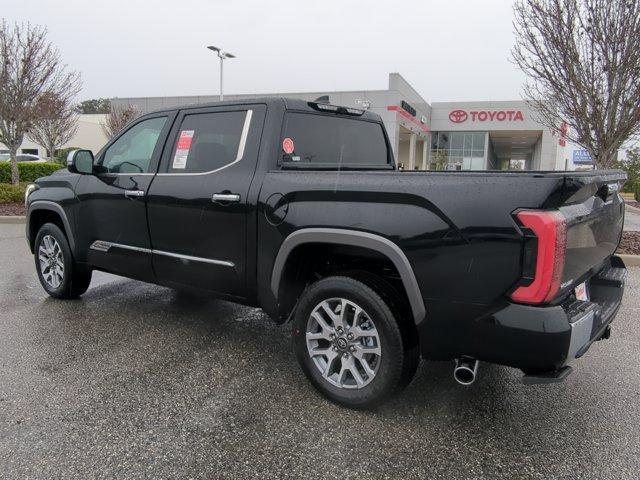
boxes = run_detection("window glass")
[282,113,389,167]
[429,131,487,170]
[431,132,439,150]
[463,133,473,150]
[450,132,463,150]
[167,111,247,173]
[438,132,449,149]
[473,132,485,151]
[101,117,166,173]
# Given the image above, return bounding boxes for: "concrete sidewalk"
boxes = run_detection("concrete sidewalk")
[624,205,640,232]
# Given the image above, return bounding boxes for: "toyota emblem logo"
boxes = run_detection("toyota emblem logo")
[449,110,468,123]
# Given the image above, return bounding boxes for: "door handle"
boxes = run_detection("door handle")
[212,193,241,204]
[125,189,145,199]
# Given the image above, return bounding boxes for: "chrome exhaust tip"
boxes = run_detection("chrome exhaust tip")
[454,358,478,386]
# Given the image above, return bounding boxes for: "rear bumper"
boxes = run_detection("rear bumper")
[422,256,626,373]
[565,255,626,361]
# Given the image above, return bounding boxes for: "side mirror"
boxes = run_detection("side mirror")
[67,150,94,174]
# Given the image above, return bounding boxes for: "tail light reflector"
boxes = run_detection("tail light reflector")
[511,210,567,304]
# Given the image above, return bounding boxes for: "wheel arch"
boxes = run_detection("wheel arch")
[27,201,76,254]
[270,228,426,325]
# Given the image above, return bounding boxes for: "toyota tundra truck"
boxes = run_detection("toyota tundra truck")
[24,98,627,408]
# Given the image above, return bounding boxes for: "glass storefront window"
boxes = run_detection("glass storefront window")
[450,132,463,150]
[430,131,486,170]
[472,132,485,151]
[438,132,449,149]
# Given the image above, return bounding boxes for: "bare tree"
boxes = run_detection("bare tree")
[0,20,80,184]
[101,104,140,139]
[512,0,640,168]
[29,87,81,162]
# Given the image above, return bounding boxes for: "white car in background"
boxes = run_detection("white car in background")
[0,153,46,163]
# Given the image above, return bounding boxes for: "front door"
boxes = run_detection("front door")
[145,104,265,298]
[74,113,175,280]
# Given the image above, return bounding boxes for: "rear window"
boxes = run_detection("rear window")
[281,113,390,168]
[167,111,247,173]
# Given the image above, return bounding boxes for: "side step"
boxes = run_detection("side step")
[522,366,573,385]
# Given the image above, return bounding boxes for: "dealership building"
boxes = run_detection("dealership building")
[112,73,591,171]
[4,73,591,171]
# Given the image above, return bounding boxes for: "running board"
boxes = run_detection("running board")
[522,366,573,385]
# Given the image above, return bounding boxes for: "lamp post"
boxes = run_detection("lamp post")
[207,45,235,101]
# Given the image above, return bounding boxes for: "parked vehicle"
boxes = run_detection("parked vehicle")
[0,153,45,163]
[25,98,627,408]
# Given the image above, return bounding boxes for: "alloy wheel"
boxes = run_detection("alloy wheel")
[38,235,64,289]
[306,298,382,389]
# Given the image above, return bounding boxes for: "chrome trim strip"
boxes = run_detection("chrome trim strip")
[96,173,156,177]
[153,249,235,267]
[156,109,253,176]
[89,240,234,268]
[90,240,152,254]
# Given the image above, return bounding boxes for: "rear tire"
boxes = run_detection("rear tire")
[292,275,419,409]
[339,271,420,390]
[34,223,92,299]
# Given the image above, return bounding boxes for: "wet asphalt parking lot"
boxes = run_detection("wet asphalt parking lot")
[1,222,639,479]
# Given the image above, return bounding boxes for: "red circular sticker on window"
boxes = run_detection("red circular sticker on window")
[282,137,295,154]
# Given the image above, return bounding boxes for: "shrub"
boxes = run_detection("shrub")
[55,147,82,165]
[636,185,640,202]
[0,183,26,204]
[0,162,62,183]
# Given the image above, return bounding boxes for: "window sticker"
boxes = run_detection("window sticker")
[282,137,295,154]
[172,130,195,169]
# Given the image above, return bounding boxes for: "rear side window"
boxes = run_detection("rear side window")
[282,113,389,167]
[167,110,248,173]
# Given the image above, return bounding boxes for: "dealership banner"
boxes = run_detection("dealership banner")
[572,149,593,165]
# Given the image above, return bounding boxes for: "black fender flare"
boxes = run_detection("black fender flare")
[26,201,76,253]
[270,228,426,325]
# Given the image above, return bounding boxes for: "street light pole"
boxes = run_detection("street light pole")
[207,45,236,101]
[219,56,224,101]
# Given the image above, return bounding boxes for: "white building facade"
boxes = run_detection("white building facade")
[0,114,108,160]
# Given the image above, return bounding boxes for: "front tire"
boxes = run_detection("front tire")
[34,223,92,299]
[293,276,418,409]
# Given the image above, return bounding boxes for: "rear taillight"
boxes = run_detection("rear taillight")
[510,210,567,304]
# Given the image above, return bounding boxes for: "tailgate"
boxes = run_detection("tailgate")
[557,171,626,296]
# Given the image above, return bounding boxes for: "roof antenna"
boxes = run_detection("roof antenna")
[314,95,330,104]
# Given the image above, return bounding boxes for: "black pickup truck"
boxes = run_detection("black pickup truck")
[25,98,627,408]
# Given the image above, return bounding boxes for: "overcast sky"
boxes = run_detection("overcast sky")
[5,0,525,103]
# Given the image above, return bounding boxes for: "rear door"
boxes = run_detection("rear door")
[74,113,174,280]
[145,104,265,297]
